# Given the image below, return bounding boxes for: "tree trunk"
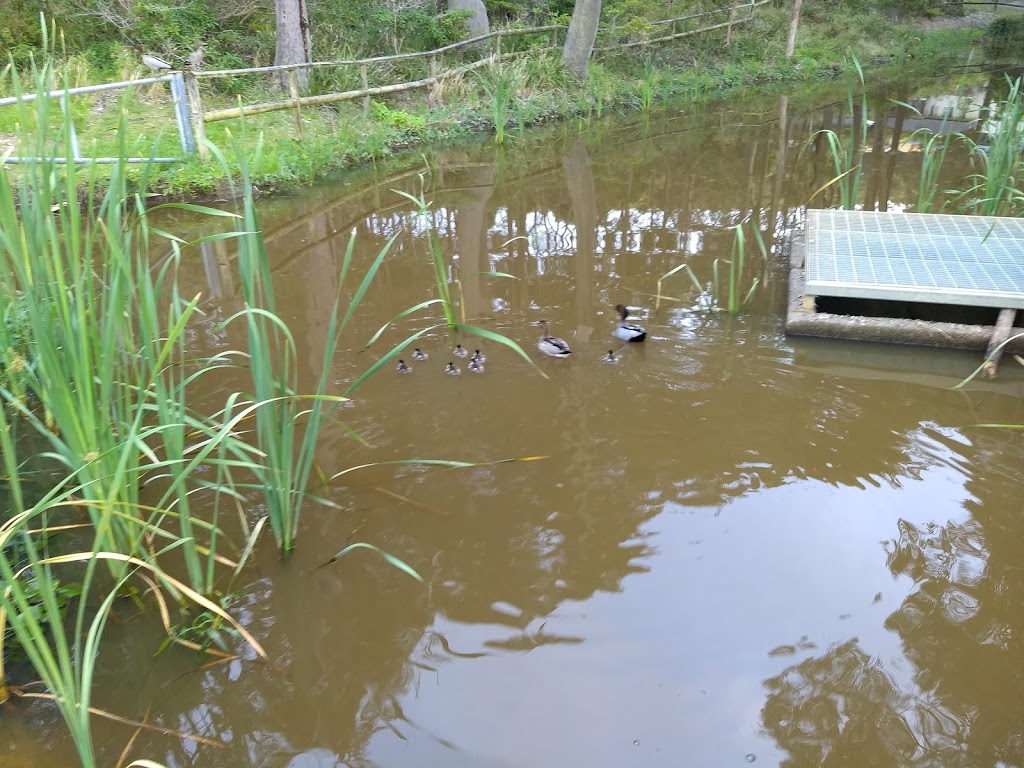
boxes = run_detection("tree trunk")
[785,0,803,59]
[448,0,490,40]
[274,0,311,91]
[562,0,601,79]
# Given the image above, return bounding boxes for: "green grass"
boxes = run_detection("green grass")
[0,6,990,199]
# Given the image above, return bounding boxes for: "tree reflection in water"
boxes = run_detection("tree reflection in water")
[762,437,1024,768]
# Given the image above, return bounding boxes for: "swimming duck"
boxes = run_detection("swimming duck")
[396,359,412,374]
[468,359,484,374]
[445,362,461,376]
[412,348,429,361]
[602,350,620,365]
[471,349,486,365]
[613,304,646,342]
[533,320,571,357]
[453,344,469,358]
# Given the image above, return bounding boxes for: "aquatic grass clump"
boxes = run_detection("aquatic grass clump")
[638,57,657,113]
[653,220,765,315]
[951,75,1024,218]
[724,219,766,314]
[206,130,412,555]
[805,57,868,211]
[476,60,517,146]
[0,38,266,596]
[357,173,543,381]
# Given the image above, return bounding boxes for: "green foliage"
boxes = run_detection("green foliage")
[371,100,427,130]
[986,16,1024,59]
[311,0,469,55]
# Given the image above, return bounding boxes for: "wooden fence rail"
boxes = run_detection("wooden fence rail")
[0,1,770,163]
[188,0,771,153]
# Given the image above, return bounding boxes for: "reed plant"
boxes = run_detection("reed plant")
[914,128,958,213]
[204,131,407,554]
[806,57,868,210]
[724,219,766,314]
[638,57,657,113]
[951,75,1024,217]
[653,220,764,314]
[0,41,262,595]
[359,174,544,378]
[477,60,515,146]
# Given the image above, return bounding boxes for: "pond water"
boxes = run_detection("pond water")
[4,74,1024,768]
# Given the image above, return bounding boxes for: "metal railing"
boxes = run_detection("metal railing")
[0,73,194,163]
[0,1,768,165]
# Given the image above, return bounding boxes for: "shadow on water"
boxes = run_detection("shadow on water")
[4,72,1024,768]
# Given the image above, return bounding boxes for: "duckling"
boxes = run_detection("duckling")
[453,344,469,358]
[445,362,461,376]
[602,350,620,365]
[412,348,429,361]
[471,349,486,365]
[533,320,571,357]
[396,359,412,374]
[613,304,646,342]
[468,359,484,374]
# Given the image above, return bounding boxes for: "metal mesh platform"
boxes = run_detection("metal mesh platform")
[804,209,1024,309]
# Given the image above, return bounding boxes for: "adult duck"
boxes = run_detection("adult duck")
[533,320,571,357]
[613,304,646,342]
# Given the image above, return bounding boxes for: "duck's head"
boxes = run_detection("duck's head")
[532,319,549,328]
[615,304,629,320]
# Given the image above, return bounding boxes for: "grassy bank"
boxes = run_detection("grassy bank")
[0,5,995,198]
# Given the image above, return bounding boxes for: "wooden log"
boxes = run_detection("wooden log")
[786,310,1024,352]
[360,64,370,114]
[982,308,1018,378]
[204,56,504,123]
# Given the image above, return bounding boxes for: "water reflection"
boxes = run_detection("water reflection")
[762,427,1024,767]
[7,73,1024,768]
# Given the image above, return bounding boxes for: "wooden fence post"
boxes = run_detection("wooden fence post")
[429,54,439,109]
[360,64,370,114]
[287,68,303,138]
[183,70,209,158]
[726,3,737,45]
[495,32,502,58]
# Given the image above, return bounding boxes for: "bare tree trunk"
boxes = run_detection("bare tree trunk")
[448,0,490,39]
[562,0,601,79]
[274,0,311,91]
[785,0,803,58]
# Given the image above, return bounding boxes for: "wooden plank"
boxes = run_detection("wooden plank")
[982,308,1018,379]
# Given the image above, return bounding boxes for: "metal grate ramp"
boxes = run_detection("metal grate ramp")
[804,209,1024,309]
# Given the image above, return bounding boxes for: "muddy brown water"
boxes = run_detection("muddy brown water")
[4,76,1024,768]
